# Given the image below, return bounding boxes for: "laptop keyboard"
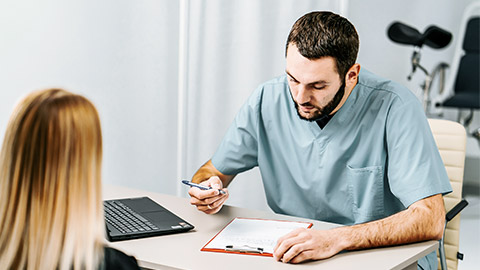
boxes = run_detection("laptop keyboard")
[104,200,159,234]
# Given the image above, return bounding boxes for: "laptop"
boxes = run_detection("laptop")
[104,196,194,242]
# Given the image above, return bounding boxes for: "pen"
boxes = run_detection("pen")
[181,180,226,195]
[225,245,264,254]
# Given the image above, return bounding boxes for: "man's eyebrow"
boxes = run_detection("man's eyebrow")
[285,70,328,85]
[285,70,298,81]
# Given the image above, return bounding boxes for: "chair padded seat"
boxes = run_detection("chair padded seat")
[441,93,480,109]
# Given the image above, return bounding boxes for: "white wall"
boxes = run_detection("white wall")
[0,0,180,194]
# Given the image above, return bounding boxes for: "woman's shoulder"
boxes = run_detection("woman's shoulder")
[102,246,140,270]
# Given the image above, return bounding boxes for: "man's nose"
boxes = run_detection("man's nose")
[295,85,310,104]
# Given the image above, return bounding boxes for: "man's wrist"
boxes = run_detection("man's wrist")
[191,172,213,184]
[331,226,355,251]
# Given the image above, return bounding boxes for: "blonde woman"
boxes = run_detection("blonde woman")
[0,89,140,270]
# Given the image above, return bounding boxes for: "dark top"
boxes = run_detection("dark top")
[316,113,335,129]
[100,247,140,270]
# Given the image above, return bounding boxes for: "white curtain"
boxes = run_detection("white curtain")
[0,0,342,210]
[183,0,344,210]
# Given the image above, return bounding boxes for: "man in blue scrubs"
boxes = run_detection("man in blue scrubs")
[187,11,451,269]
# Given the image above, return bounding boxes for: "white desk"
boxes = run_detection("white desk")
[103,185,438,270]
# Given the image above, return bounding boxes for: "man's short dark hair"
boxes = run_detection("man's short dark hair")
[286,11,359,79]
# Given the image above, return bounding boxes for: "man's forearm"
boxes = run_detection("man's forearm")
[334,194,445,251]
[192,160,235,187]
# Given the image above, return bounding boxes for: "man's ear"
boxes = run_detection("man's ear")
[345,63,361,87]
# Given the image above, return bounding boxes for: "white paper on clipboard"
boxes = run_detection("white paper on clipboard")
[202,217,313,255]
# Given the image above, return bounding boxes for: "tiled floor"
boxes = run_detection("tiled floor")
[457,184,480,270]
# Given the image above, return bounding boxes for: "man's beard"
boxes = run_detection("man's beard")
[294,82,346,122]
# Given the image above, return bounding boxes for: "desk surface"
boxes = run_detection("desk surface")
[104,185,438,270]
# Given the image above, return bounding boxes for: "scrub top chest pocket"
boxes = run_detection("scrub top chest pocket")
[346,165,385,224]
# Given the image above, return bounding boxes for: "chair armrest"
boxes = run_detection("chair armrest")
[446,199,469,222]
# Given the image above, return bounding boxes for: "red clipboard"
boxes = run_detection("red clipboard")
[201,217,313,257]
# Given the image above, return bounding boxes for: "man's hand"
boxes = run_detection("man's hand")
[273,194,445,264]
[273,227,344,263]
[188,176,229,214]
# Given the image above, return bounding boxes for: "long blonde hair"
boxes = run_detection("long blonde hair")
[0,89,105,270]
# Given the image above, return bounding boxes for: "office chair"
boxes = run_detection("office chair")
[434,2,480,141]
[428,119,469,270]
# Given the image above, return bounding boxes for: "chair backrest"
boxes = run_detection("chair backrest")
[428,119,467,270]
[433,2,480,105]
[454,17,479,95]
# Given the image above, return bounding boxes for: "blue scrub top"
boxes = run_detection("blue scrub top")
[212,69,451,224]
[212,69,452,270]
